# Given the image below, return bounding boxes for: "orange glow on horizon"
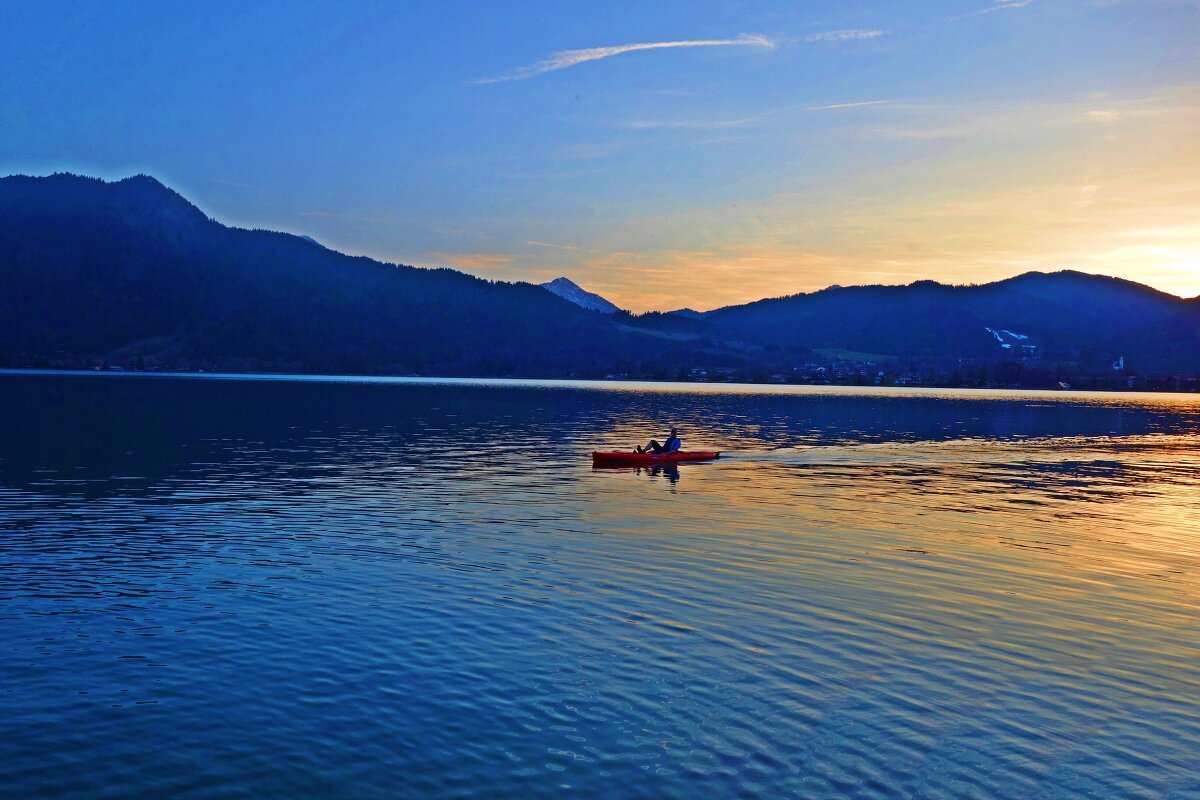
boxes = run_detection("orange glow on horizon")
[428,87,1200,313]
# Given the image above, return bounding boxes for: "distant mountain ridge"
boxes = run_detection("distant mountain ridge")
[0,173,663,376]
[704,271,1197,371]
[1,173,1196,381]
[540,277,622,314]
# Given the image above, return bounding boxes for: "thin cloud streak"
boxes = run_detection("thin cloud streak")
[474,34,773,84]
[804,29,884,42]
[527,240,578,251]
[627,99,891,130]
[806,99,890,111]
[623,117,757,129]
[980,0,1034,12]
[430,252,514,270]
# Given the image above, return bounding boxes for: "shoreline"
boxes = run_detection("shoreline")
[4,367,1199,402]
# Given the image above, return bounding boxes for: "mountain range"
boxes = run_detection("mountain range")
[1,173,1196,383]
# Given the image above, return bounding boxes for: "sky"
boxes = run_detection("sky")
[2,0,1198,311]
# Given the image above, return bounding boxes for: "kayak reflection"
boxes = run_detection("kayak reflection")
[646,463,680,484]
[592,463,681,484]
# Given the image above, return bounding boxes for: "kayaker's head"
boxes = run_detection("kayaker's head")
[670,426,678,435]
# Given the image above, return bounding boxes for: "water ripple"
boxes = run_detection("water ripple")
[1,372,1198,798]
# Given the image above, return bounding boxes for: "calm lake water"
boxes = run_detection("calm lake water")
[2,371,1199,799]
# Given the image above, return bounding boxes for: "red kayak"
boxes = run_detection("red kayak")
[592,450,720,466]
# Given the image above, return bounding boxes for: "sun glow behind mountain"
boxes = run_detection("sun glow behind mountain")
[514,87,1200,312]
[1,2,1197,311]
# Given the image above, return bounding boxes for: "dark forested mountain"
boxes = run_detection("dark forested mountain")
[0,173,1196,382]
[0,174,678,376]
[705,272,1199,372]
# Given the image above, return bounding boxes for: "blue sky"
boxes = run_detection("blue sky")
[2,0,1198,310]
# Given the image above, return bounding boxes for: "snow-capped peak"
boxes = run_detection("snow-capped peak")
[540,277,622,314]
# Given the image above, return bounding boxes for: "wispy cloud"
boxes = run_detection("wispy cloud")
[804,29,885,42]
[553,141,628,161]
[871,126,968,140]
[207,178,259,191]
[474,34,774,84]
[940,0,1033,22]
[623,117,757,129]
[626,99,891,130]
[527,240,578,251]
[645,89,714,97]
[980,0,1034,13]
[431,252,514,270]
[806,99,890,111]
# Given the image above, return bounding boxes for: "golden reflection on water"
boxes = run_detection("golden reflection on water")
[584,431,1200,661]
[405,375,1200,408]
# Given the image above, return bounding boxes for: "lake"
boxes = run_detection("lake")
[2,371,1198,798]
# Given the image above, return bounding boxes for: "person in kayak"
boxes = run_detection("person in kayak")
[636,427,681,454]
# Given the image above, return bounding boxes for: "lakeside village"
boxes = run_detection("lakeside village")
[671,358,1199,393]
[7,350,1198,393]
